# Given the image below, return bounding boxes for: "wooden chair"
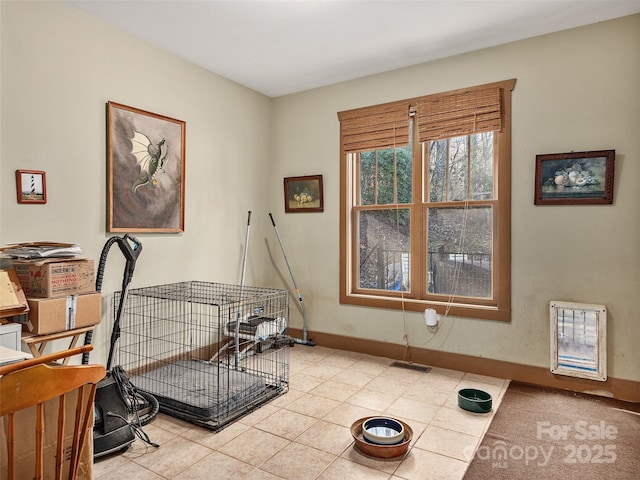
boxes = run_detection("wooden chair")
[0,346,106,480]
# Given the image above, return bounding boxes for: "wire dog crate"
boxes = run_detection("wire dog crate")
[112,281,291,430]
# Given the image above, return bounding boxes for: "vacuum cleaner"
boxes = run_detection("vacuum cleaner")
[84,234,159,458]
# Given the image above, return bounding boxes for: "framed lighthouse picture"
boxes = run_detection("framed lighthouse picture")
[107,101,186,233]
[16,170,47,204]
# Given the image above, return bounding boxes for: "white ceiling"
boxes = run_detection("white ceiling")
[65,0,640,97]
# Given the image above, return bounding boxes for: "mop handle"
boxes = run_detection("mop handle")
[239,211,252,289]
[235,210,251,366]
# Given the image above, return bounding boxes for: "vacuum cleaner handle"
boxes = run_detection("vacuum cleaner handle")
[85,234,143,367]
[118,234,142,287]
[106,235,142,371]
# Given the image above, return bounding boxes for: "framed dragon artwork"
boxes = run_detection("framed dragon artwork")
[107,101,186,232]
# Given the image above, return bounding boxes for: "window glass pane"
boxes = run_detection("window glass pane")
[426,206,492,298]
[359,151,376,205]
[377,150,395,204]
[396,144,412,204]
[428,140,447,202]
[358,144,412,206]
[448,136,468,201]
[357,209,410,291]
[470,132,494,200]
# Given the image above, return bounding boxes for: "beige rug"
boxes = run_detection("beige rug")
[464,381,640,479]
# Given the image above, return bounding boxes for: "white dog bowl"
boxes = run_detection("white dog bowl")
[362,417,405,445]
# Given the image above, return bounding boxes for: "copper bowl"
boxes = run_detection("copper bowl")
[350,417,413,458]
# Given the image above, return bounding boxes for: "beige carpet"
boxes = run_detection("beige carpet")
[464,381,640,479]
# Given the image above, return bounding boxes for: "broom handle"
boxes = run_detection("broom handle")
[269,213,308,342]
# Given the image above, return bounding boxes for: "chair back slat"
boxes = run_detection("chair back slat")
[56,394,67,480]
[1,359,105,480]
[36,403,45,479]
[6,412,16,480]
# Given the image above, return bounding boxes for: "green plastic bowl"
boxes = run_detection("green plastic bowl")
[458,388,492,413]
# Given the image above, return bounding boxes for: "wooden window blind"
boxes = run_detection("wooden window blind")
[338,101,410,152]
[416,86,503,142]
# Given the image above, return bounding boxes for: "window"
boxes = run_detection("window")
[338,79,516,321]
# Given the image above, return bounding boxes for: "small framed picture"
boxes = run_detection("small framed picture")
[534,150,615,205]
[284,175,324,213]
[16,170,47,204]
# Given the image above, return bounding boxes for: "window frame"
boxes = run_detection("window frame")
[339,79,516,321]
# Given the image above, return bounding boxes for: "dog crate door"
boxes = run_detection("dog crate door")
[550,301,607,381]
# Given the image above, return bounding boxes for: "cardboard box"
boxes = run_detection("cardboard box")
[12,258,95,298]
[22,292,101,335]
[0,388,93,479]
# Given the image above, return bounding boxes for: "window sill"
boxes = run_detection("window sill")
[340,292,510,322]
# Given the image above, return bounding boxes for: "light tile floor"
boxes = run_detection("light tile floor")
[94,345,509,480]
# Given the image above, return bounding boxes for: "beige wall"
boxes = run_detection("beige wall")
[1,1,275,364]
[271,14,640,382]
[2,1,638,382]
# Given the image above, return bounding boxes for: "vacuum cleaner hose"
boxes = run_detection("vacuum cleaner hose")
[83,235,142,365]
[111,365,160,427]
[82,236,120,364]
[134,390,161,427]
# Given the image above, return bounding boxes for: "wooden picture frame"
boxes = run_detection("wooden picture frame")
[107,101,186,232]
[15,170,46,204]
[284,175,324,213]
[534,150,615,205]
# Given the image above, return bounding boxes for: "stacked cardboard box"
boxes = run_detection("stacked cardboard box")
[1,253,98,479]
[12,258,95,298]
[11,258,100,335]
